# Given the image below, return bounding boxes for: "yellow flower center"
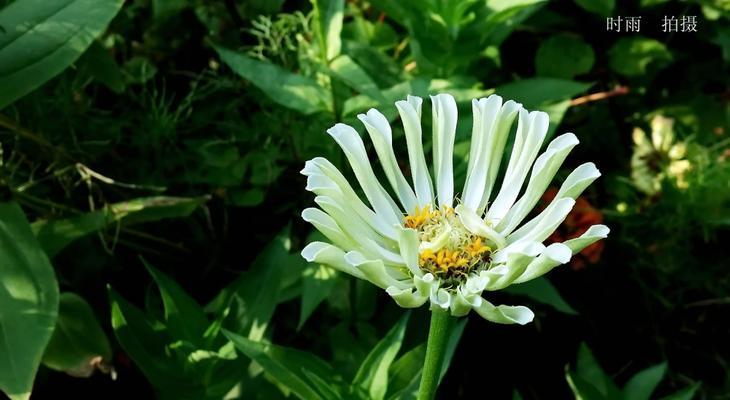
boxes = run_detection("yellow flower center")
[403,205,492,283]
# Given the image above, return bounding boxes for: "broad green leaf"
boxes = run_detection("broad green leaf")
[623,363,667,400]
[536,34,595,79]
[0,0,125,109]
[329,55,386,103]
[608,37,673,77]
[31,196,207,257]
[573,0,614,17]
[505,277,578,315]
[41,292,112,377]
[660,382,701,400]
[77,41,125,93]
[143,260,209,346]
[387,343,426,400]
[312,0,344,61]
[223,330,340,400]
[566,370,608,400]
[353,313,410,400]
[298,263,338,330]
[208,227,292,341]
[108,287,188,392]
[0,202,59,400]
[575,343,622,399]
[496,78,591,109]
[214,45,331,115]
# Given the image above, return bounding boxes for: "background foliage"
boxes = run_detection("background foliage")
[0,0,728,399]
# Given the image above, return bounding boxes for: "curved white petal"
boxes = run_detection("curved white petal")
[301,208,355,250]
[507,197,576,245]
[513,243,572,284]
[344,251,410,290]
[455,204,506,249]
[301,242,367,280]
[564,224,610,254]
[487,111,549,225]
[431,94,457,208]
[473,299,534,325]
[414,273,438,297]
[386,286,428,308]
[327,124,402,224]
[497,133,580,235]
[359,109,418,212]
[303,158,397,240]
[430,287,451,311]
[483,241,544,290]
[396,95,434,207]
[398,227,423,277]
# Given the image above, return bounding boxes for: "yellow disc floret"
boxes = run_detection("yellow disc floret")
[403,204,492,285]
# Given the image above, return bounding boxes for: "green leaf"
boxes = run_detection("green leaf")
[143,260,209,346]
[536,34,595,79]
[108,287,183,390]
[496,78,591,109]
[573,0,614,17]
[353,313,410,400]
[298,264,338,330]
[439,318,467,382]
[660,382,701,400]
[223,329,340,400]
[623,362,667,400]
[0,202,59,400]
[77,41,125,93]
[41,292,112,377]
[387,343,426,400]
[329,55,386,103]
[208,227,293,341]
[505,277,578,315]
[608,37,673,77]
[312,0,344,61]
[0,0,125,109]
[575,343,622,399]
[31,196,207,257]
[566,370,608,400]
[214,45,331,115]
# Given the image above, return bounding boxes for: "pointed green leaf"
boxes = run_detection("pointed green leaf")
[660,382,701,400]
[312,0,344,61]
[0,0,125,109]
[299,264,338,329]
[353,313,410,400]
[329,55,386,103]
[0,202,59,400]
[566,370,609,400]
[214,46,331,115]
[575,343,622,399]
[143,259,209,346]
[223,329,339,400]
[42,292,112,377]
[623,362,667,400]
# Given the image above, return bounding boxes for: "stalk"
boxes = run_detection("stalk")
[417,308,454,400]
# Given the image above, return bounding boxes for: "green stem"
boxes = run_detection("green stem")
[417,308,454,400]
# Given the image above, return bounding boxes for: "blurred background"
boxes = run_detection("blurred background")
[0,0,728,398]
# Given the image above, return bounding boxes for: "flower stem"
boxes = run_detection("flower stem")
[417,308,454,400]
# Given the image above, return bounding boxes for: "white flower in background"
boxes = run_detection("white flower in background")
[631,115,692,194]
[301,94,609,325]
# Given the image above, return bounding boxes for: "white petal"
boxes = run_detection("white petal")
[359,109,418,212]
[478,103,524,213]
[429,287,451,311]
[301,242,366,280]
[496,133,579,235]
[483,241,544,290]
[462,95,503,210]
[564,224,610,254]
[386,286,428,308]
[472,299,534,325]
[344,251,410,289]
[301,208,355,250]
[507,198,576,245]
[303,158,397,240]
[513,243,571,283]
[395,95,434,207]
[327,123,403,224]
[487,111,549,225]
[431,94,457,208]
[398,227,423,277]
[455,204,506,249]
[414,273,438,297]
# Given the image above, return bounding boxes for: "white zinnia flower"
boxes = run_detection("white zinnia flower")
[300,93,609,325]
